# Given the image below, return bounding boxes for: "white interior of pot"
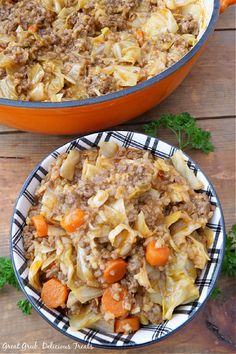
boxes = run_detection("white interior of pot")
[198,0,215,39]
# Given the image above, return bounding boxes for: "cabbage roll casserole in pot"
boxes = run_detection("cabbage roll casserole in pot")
[0,0,205,101]
[23,142,214,333]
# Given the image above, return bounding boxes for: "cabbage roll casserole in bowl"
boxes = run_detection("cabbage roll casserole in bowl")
[0,0,207,101]
[11,132,225,348]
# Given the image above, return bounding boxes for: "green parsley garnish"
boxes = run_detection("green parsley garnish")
[222,224,236,277]
[17,299,33,315]
[0,256,20,290]
[144,112,214,154]
[0,256,32,315]
[210,224,236,299]
[211,287,221,300]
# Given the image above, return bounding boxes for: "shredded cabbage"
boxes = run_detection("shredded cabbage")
[60,149,80,181]
[187,235,210,269]
[134,211,152,238]
[108,224,137,256]
[68,286,103,304]
[88,190,109,208]
[134,261,155,293]
[143,9,178,40]
[113,65,140,87]
[163,274,199,320]
[0,76,17,99]
[171,151,203,190]
[69,305,101,331]
[77,247,99,287]
[28,253,45,290]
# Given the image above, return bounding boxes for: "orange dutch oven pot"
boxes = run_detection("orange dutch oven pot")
[0,0,235,135]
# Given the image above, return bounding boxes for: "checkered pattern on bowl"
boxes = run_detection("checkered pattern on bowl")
[10,131,225,349]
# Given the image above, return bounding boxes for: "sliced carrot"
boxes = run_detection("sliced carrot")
[135,29,144,45]
[101,285,128,318]
[158,170,166,180]
[60,208,85,233]
[28,24,38,33]
[146,240,170,267]
[32,214,48,237]
[41,278,69,309]
[115,316,140,333]
[103,259,127,284]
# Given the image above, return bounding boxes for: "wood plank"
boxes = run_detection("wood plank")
[216,6,236,29]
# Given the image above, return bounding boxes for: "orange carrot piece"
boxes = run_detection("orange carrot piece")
[136,29,144,44]
[28,24,38,33]
[101,286,128,318]
[60,208,85,233]
[103,259,127,284]
[41,278,69,309]
[32,214,48,237]
[146,240,170,267]
[115,316,140,333]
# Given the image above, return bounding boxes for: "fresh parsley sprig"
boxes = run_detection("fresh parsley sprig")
[222,224,236,277]
[0,256,20,290]
[144,112,214,154]
[0,257,32,315]
[17,299,32,315]
[211,287,221,300]
[211,224,236,299]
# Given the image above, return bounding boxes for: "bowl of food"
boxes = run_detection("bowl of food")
[0,0,235,134]
[11,131,225,348]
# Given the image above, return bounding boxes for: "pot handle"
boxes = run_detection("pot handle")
[220,0,236,13]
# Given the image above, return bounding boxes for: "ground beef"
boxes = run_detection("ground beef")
[67,12,96,37]
[0,0,56,34]
[45,262,60,279]
[172,192,213,223]
[121,273,139,294]
[23,225,35,260]
[167,37,189,66]
[177,14,199,36]
[4,45,29,65]
[191,192,213,220]
[76,180,95,199]
[106,0,141,17]
[127,246,144,273]
[141,303,162,324]
[14,72,30,96]
[0,68,6,80]
[97,13,127,31]
[111,283,123,301]
[86,73,116,96]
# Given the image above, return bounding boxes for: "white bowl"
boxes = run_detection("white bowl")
[10,131,225,349]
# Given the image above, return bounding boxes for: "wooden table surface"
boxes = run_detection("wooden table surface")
[0,7,235,354]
